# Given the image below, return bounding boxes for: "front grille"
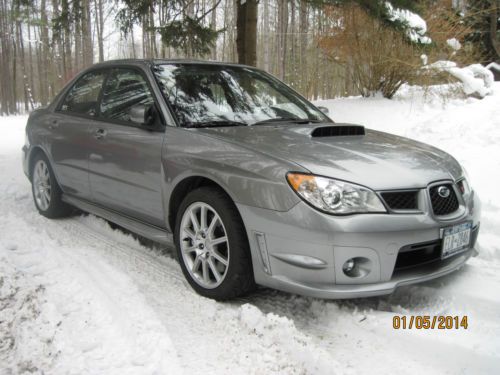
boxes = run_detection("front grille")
[381,191,419,210]
[393,225,479,274]
[394,240,442,271]
[429,184,459,215]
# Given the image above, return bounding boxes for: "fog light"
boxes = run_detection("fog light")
[342,257,372,278]
[343,258,355,273]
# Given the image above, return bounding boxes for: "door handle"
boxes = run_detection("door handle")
[48,120,59,130]
[94,128,107,139]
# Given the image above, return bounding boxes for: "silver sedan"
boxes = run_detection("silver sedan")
[22,59,481,300]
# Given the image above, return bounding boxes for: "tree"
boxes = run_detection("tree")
[116,0,222,57]
[236,0,257,66]
[464,0,500,63]
[235,0,424,68]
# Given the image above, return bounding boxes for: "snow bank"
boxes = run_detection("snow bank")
[426,61,494,98]
[239,304,340,374]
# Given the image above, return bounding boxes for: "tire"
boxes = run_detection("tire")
[174,186,255,300]
[31,152,73,218]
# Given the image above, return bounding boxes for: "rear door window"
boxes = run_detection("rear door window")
[59,70,106,116]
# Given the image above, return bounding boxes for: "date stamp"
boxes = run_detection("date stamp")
[393,315,468,330]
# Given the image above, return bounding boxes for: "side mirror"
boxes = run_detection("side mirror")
[317,106,330,115]
[129,104,156,128]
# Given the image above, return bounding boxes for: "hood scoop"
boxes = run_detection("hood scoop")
[310,124,365,137]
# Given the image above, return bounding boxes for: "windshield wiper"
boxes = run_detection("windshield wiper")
[184,120,248,128]
[251,117,322,126]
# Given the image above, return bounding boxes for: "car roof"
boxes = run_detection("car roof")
[89,58,256,70]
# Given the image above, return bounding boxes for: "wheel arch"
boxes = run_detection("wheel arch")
[167,175,239,233]
[28,146,47,180]
[27,146,64,193]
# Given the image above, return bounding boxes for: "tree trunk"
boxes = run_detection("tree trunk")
[40,0,50,105]
[299,0,308,94]
[263,0,270,70]
[82,0,93,67]
[74,0,82,72]
[26,7,37,104]
[276,0,289,80]
[16,13,30,111]
[95,0,104,62]
[51,0,64,95]
[61,0,72,81]
[0,0,11,114]
[490,0,500,60]
[236,0,257,66]
[211,0,218,60]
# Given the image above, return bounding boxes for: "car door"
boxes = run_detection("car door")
[49,69,107,200]
[87,67,165,227]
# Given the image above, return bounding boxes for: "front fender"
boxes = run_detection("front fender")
[162,127,303,215]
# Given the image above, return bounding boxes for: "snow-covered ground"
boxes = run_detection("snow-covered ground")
[1,85,500,374]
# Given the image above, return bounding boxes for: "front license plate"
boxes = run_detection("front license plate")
[441,222,472,259]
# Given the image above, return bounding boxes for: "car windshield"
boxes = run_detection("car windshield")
[153,63,329,128]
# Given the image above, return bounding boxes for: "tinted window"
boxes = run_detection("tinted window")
[60,71,106,116]
[100,69,155,123]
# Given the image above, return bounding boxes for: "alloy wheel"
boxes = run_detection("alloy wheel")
[180,202,230,289]
[33,159,51,211]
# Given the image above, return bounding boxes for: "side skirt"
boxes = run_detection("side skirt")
[62,194,173,245]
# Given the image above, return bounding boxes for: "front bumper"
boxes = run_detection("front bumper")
[237,191,481,299]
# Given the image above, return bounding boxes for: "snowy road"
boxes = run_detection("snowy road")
[2,85,500,374]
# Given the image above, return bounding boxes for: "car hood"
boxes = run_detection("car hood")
[195,123,463,190]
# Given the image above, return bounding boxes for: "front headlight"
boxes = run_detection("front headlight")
[458,166,473,194]
[457,166,473,198]
[286,173,386,214]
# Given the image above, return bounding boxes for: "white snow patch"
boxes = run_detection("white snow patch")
[447,38,462,51]
[426,61,494,98]
[420,54,428,65]
[0,213,183,375]
[385,2,432,44]
[486,62,500,72]
[239,304,342,374]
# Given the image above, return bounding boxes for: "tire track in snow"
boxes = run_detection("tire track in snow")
[1,181,343,374]
[67,214,500,374]
[61,215,344,374]
[1,211,184,375]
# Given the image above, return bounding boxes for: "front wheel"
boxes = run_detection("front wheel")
[175,187,255,300]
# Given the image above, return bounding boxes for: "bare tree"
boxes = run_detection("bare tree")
[236,0,257,65]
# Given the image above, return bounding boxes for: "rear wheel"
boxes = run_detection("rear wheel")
[175,187,255,300]
[31,153,72,218]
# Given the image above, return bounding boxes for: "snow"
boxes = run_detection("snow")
[385,2,432,44]
[486,62,500,72]
[420,54,428,65]
[447,38,462,51]
[2,84,500,374]
[425,61,494,98]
